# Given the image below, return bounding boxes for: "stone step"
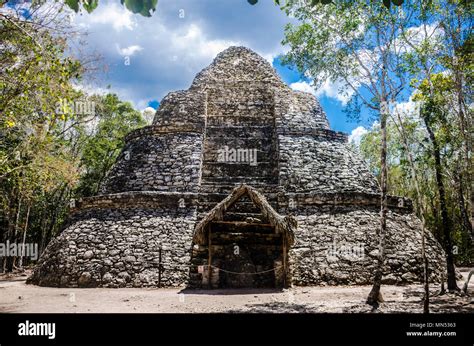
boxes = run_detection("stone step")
[195,211,265,222]
[222,212,265,222]
[198,185,280,197]
[199,181,279,187]
[210,221,274,233]
[203,148,276,161]
[198,192,279,202]
[198,202,262,214]
[200,176,278,184]
[210,232,282,245]
[204,125,275,137]
[206,116,274,126]
[201,164,277,179]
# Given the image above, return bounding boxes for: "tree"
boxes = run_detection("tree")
[281,0,411,308]
[413,74,461,291]
[248,0,405,9]
[0,5,147,270]
[399,0,473,291]
[438,4,473,253]
[1,0,404,19]
[76,94,146,197]
[360,107,433,312]
[1,0,158,17]
[1,5,83,270]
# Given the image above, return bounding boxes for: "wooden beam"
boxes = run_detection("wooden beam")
[211,221,271,226]
[210,221,274,233]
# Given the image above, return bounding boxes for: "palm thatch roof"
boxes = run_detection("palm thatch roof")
[193,184,296,246]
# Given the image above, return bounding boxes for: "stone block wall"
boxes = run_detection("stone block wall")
[278,135,380,194]
[206,83,274,119]
[288,206,446,285]
[28,203,196,288]
[200,82,279,195]
[100,131,203,194]
[152,90,206,127]
[276,91,330,131]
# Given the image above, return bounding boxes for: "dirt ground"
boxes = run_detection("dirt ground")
[0,268,472,313]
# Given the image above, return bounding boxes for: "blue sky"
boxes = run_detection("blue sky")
[273,58,374,134]
[70,0,374,137]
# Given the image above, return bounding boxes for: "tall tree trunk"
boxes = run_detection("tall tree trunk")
[14,196,22,241]
[19,203,31,268]
[366,100,389,307]
[424,119,459,291]
[1,200,13,273]
[457,174,473,240]
[12,196,22,269]
[39,205,49,255]
[4,196,19,272]
[391,110,430,313]
[453,58,472,235]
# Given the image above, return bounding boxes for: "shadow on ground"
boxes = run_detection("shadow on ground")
[178,288,284,296]
[227,301,324,313]
[343,287,474,313]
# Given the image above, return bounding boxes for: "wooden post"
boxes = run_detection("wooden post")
[158,246,162,288]
[207,225,212,289]
[282,236,287,288]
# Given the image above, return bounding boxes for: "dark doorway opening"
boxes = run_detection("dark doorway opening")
[208,220,283,288]
[190,184,295,289]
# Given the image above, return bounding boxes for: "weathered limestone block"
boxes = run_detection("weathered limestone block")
[28,206,196,288]
[289,207,445,286]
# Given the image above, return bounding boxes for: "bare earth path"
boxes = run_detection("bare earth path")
[1,269,472,313]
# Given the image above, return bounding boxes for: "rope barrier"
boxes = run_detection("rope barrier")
[210,265,282,275]
[156,262,283,275]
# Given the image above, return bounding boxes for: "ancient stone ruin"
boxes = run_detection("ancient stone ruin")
[29,46,446,288]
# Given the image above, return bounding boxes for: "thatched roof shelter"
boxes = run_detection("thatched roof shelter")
[193,184,297,246]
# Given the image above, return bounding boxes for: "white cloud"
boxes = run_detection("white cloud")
[356,48,378,87]
[390,92,422,123]
[290,79,353,104]
[316,78,354,104]
[73,83,109,96]
[75,2,135,31]
[290,81,315,95]
[168,23,241,65]
[116,44,143,56]
[70,0,292,108]
[142,106,156,113]
[349,126,368,146]
[262,45,289,65]
[392,98,420,116]
[394,23,443,54]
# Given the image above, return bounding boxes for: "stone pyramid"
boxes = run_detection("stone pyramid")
[29,47,446,288]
